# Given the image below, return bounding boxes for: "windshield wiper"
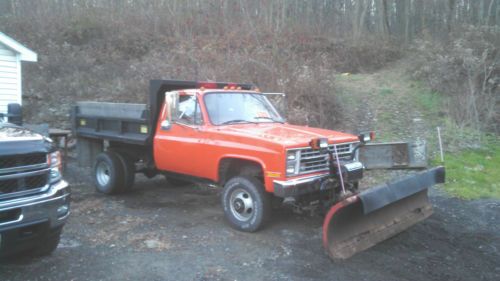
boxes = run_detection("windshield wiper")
[253,116,284,123]
[221,119,257,125]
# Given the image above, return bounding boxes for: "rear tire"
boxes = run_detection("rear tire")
[94,151,125,194]
[116,153,135,190]
[222,176,270,232]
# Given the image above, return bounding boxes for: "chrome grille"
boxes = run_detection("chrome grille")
[295,143,356,175]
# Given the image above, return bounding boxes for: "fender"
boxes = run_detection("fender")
[216,154,274,191]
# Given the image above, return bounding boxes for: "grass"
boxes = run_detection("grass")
[337,71,499,200]
[379,88,394,96]
[436,143,500,199]
[413,88,442,116]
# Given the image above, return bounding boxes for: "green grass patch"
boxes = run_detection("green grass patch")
[437,143,500,199]
[414,90,442,114]
[379,88,394,96]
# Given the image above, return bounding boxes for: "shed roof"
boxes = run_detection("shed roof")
[0,31,37,62]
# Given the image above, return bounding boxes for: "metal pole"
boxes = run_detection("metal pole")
[333,144,346,195]
[437,127,444,162]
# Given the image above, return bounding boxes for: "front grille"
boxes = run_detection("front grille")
[0,152,49,198]
[0,153,47,169]
[295,143,356,175]
[0,173,49,195]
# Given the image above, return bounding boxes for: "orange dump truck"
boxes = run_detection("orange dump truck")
[72,80,444,260]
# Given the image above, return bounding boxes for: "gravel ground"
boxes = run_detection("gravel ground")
[1,161,499,281]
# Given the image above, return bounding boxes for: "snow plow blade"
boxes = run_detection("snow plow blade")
[323,166,445,260]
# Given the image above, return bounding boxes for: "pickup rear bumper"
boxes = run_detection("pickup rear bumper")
[0,180,70,257]
[273,173,330,197]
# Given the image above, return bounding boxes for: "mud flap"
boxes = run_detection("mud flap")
[322,166,445,260]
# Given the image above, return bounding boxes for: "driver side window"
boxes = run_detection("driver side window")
[177,95,203,126]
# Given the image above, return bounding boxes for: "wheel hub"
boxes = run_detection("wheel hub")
[233,199,245,213]
[96,162,111,186]
[229,188,254,222]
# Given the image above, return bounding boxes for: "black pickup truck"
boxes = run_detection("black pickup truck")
[0,104,70,258]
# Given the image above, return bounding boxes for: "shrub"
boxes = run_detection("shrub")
[410,26,500,136]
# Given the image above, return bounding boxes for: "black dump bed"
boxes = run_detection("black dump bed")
[72,80,253,146]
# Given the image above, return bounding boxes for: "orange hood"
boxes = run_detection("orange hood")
[207,123,359,148]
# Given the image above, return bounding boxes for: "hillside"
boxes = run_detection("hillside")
[334,61,500,199]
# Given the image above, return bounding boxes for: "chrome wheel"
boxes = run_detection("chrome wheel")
[229,188,255,222]
[96,161,111,186]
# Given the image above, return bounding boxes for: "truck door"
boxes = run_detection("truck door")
[154,93,210,178]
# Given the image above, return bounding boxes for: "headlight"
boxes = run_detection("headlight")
[286,150,299,176]
[49,151,62,183]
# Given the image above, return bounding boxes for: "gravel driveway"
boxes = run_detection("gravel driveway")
[1,163,499,281]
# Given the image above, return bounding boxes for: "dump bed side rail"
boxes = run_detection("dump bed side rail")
[72,102,150,146]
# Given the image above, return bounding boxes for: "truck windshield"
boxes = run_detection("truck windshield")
[204,92,284,125]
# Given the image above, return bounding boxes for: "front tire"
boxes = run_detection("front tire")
[221,176,271,232]
[33,229,62,257]
[94,151,125,194]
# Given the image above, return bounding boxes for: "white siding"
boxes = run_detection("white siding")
[0,42,20,117]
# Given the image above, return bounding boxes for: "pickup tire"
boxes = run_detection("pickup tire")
[221,176,270,232]
[33,229,62,257]
[94,151,125,194]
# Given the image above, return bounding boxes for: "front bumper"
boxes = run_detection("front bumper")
[273,173,330,198]
[274,161,364,198]
[0,180,70,257]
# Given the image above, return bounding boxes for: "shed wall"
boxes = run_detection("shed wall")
[0,42,20,115]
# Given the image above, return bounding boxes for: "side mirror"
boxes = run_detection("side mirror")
[160,120,172,131]
[7,103,23,126]
[263,93,287,120]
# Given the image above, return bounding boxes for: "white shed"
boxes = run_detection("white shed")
[0,31,37,119]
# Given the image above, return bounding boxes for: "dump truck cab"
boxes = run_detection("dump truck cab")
[154,88,363,198]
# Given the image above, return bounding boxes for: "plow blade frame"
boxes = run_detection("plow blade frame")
[323,166,445,260]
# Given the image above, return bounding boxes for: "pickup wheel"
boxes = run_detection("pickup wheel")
[33,229,62,257]
[222,176,271,232]
[94,151,125,194]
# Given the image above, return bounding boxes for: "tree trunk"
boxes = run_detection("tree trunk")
[376,0,390,39]
[354,0,369,40]
[404,0,411,44]
[447,0,456,33]
[486,0,496,25]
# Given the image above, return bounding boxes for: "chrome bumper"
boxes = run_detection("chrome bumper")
[273,173,330,198]
[0,180,71,231]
